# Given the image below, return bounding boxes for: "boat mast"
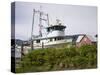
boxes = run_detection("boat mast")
[31,9,35,50]
[31,7,50,50]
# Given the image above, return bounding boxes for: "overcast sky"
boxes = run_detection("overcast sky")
[14,2,97,40]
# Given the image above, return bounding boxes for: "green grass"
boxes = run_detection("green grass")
[16,44,97,73]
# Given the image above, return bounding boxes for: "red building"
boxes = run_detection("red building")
[73,34,97,47]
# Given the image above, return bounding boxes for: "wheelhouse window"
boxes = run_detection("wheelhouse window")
[47,25,66,32]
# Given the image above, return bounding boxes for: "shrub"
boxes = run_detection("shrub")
[16,44,97,73]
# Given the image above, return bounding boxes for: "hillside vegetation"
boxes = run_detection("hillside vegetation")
[16,44,97,73]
